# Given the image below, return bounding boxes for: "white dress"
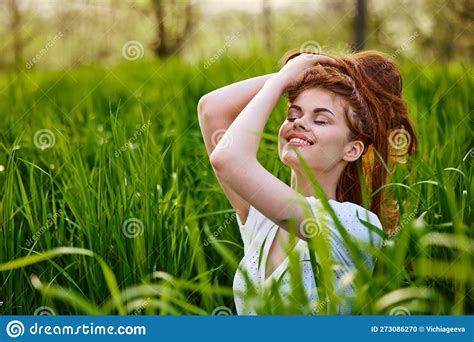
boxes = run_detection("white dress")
[232,196,384,315]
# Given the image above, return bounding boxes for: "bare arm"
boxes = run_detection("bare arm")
[198,73,277,125]
[209,54,338,240]
[197,73,276,224]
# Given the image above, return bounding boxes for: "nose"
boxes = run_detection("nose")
[293,116,308,131]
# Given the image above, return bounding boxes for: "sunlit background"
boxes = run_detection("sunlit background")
[1,0,472,71]
[0,0,472,316]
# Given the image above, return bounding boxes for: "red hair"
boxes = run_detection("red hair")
[283,50,417,235]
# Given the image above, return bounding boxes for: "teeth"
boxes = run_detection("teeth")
[289,137,311,146]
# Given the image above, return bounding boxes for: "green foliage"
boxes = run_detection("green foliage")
[0,56,472,315]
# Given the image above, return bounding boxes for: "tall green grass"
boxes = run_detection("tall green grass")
[0,55,472,315]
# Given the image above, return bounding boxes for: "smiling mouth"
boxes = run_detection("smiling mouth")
[285,135,315,148]
[287,140,312,148]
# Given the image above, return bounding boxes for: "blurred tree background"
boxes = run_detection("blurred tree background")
[0,0,472,71]
[0,0,472,315]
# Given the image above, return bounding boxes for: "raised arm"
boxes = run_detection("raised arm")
[209,54,339,240]
[197,73,276,224]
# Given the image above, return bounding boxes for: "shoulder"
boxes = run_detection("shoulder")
[306,196,382,227]
[235,205,273,253]
[336,201,383,230]
[305,196,384,245]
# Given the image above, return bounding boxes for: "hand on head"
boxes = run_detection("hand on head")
[276,52,339,88]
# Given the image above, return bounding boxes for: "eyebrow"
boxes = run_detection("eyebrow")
[288,104,335,117]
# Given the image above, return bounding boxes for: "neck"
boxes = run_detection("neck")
[290,167,342,201]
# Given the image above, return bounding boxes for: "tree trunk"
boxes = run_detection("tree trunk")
[151,0,194,57]
[152,0,168,56]
[262,0,272,51]
[8,0,23,69]
[354,0,366,51]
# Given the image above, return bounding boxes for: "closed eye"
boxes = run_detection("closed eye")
[314,120,328,125]
[287,117,328,125]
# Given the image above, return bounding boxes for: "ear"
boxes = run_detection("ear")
[342,140,365,162]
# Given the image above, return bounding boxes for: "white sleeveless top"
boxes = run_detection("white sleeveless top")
[232,196,384,315]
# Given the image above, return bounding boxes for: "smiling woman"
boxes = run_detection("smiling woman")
[197,50,417,315]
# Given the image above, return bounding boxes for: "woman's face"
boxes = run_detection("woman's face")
[278,87,361,173]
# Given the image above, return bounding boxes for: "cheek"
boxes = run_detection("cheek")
[315,134,348,162]
[317,125,348,147]
[307,130,348,163]
[318,134,343,151]
[277,124,290,149]
[278,122,289,137]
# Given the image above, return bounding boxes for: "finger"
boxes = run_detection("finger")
[314,54,339,66]
[302,53,338,66]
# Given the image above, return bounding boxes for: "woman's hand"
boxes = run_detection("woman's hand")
[273,53,339,89]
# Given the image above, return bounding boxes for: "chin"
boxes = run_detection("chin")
[280,150,301,167]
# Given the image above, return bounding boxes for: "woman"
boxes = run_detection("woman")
[197,50,417,314]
